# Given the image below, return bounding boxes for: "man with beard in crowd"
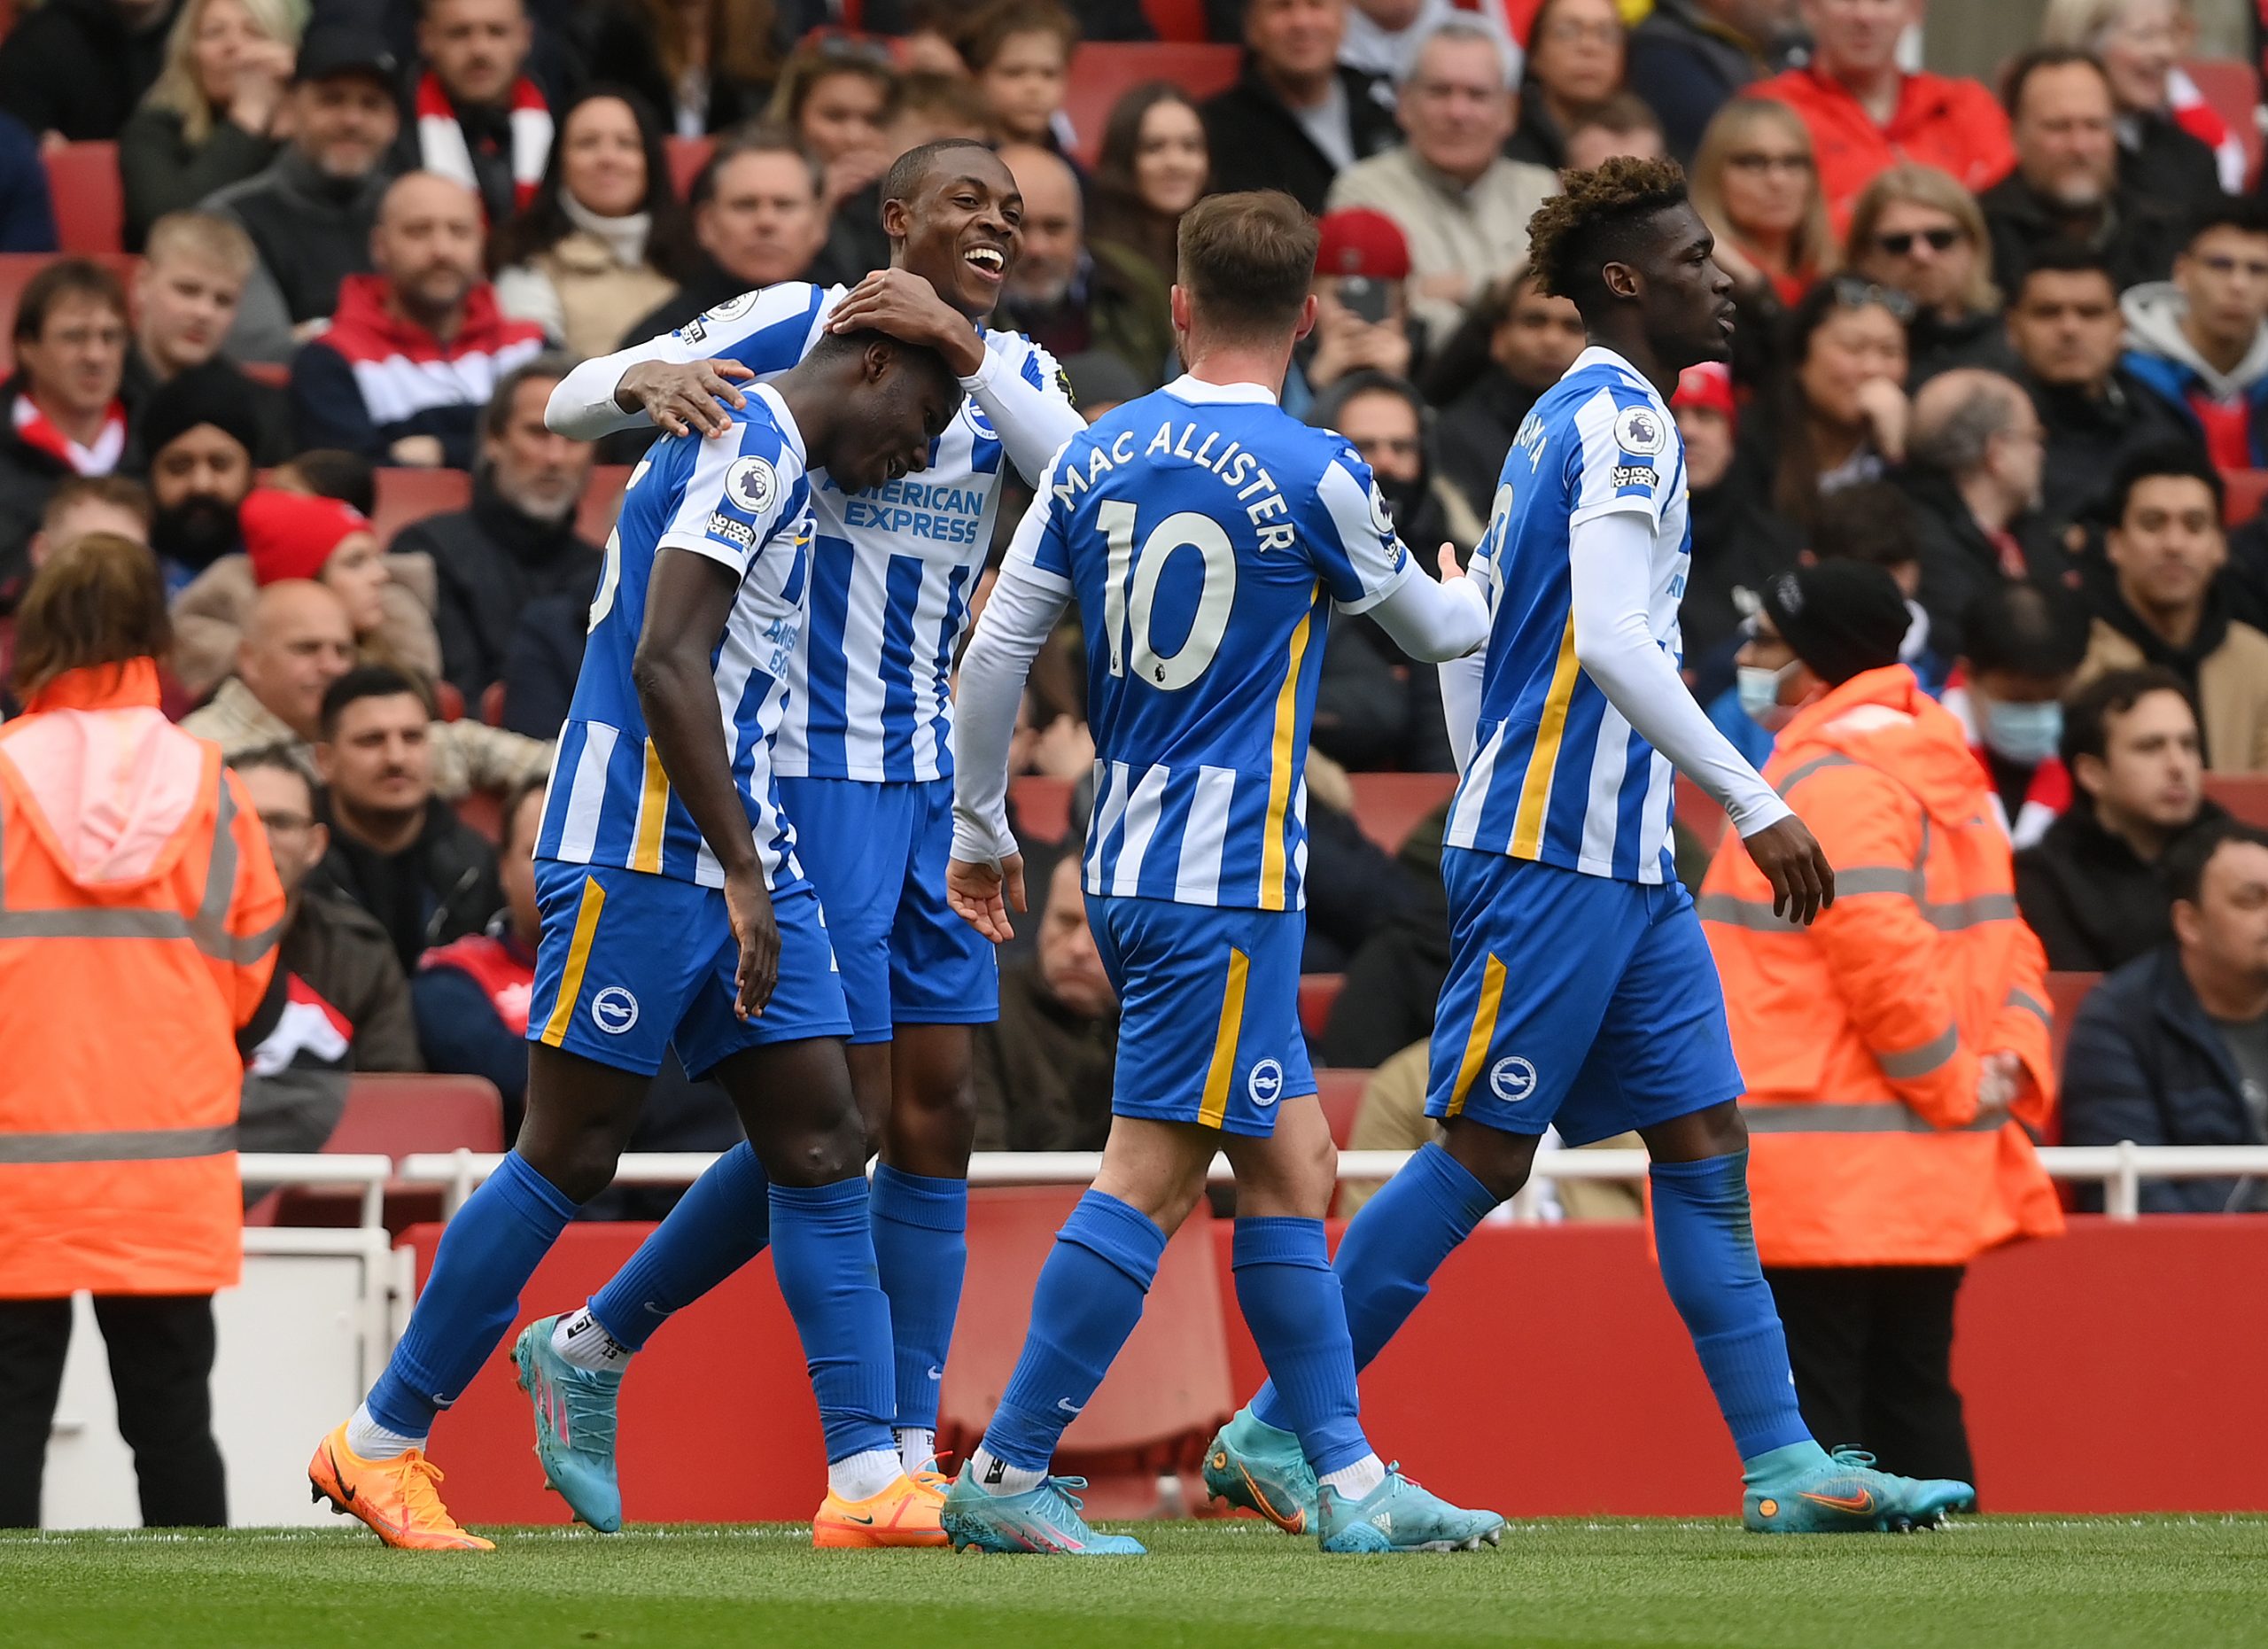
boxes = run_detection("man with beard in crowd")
[137,360,264,599]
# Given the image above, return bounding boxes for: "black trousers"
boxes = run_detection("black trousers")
[1763,1265,1975,1491]
[0,1294,226,1528]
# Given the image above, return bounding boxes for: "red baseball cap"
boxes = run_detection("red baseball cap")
[1672,362,1736,424]
[1315,208,1411,282]
[242,488,373,587]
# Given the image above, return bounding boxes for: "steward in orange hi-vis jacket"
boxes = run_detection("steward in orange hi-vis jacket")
[0,536,282,1529]
[1701,565,2061,1495]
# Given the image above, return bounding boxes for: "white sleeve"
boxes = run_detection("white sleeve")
[1567,510,1789,836]
[951,559,1068,867]
[1439,652,1484,770]
[967,337,1086,485]
[1362,570,1490,663]
[546,284,835,440]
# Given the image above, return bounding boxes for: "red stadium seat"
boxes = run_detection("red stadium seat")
[1064,43,1240,167]
[2182,58,2261,191]
[578,463,632,543]
[0,252,136,369]
[1674,771,1728,855]
[454,788,503,844]
[940,1186,1232,1517]
[262,1073,506,1231]
[432,679,464,722]
[1313,1066,1366,1148]
[45,141,122,254]
[2046,971,2100,1078]
[2220,468,2268,528]
[1298,971,1341,1038]
[1140,0,1210,42]
[1009,774,1074,844]
[2203,772,2268,827]
[369,465,472,548]
[664,134,714,198]
[480,680,507,727]
[1344,771,1456,855]
[239,359,288,389]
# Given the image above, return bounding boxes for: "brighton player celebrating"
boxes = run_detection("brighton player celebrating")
[309,328,963,1551]
[522,139,1084,1528]
[1205,159,1978,1536]
[943,191,1503,1557]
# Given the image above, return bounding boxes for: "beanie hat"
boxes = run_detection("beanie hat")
[1315,208,1411,282]
[1759,561,1911,687]
[139,360,266,464]
[241,488,371,587]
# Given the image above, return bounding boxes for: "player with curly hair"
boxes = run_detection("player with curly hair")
[1203,159,1979,1536]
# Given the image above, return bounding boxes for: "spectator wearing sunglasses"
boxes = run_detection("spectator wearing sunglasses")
[2123,198,2268,471]
[1845,165,2011,388]
[1980,49,2186,302]
[1689,97,1832,385]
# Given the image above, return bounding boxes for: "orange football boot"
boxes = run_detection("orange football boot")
[812,1473,951,1549]
[308,1422,496,1551]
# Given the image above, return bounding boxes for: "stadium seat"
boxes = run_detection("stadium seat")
[941,1186,1233,1518]
[2046,971,2100,1077]
[665,134,714,198]
[1009,774,1074,844]
[238,359,288,389]
[2219,468,2268,528]
[1140,0,1210,42]
[45,142,122,254]
[455,788,503,844]
[432,679,464,722]
[1298,972,1341,1039]
[262,1072,506,1232]
[479,680,507,727]
[369,465,472,548]
[578,464,632,544]
[1064,43,1240,167]
[1344,771,1456,855]
[1313,1066,1366,1148]
[2182,58,2262,191]
[0,252,136,369]
[2203,772,2268,827]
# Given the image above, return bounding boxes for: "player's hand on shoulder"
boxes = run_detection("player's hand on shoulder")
[1740,813,1836,927]
[621,358,753,439]
[724,866,780,1019]
[947,853,1027,945]
[828,268,987,378]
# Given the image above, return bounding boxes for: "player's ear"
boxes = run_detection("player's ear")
[863,338,896,384]
[881,191,913,244]
[1293,292,1318,343]
[1602,260,1642,302]
[1169,283,1192,338]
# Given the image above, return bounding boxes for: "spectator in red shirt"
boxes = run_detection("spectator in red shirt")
[1750,0,2014,234]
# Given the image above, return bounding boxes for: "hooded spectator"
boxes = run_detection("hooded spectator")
[119,0,300,250]
[0,262,133,609]
[2122,198,2268,470]
[1845,165,2008,387]
[1200,0,1398,214]
[0,0,183,145]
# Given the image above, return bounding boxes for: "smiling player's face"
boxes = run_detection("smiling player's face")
[1635,201,1737,372]
[887,151,1026,323]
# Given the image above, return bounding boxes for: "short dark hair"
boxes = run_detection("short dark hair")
[40,474,150,534]
[2001,45,2109,118]
[2165,817,2268,907]
[1177,190,1318,342]
[1526,156,1690,319]
[282,449,377,517]
[230,743,315,805]
[2013,240,2117,298]
[14,257,128,345]
[804,324,959,401]
[1810,482,1918,570]
[1568,91,1665,143]
[2185,194,2268,253]
[882,136,1002,214]
[952,0,1078,71]
[1961,579,2090,680]
[320,663,431,738]
[2108,443,2225,528]
[2060,665,2197,767]
[689,128,821,212]
[485,353,574,439]
[1311,368,1425,432]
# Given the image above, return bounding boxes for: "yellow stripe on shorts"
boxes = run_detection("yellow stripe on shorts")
[1198,946,1253,1131]
[1445,953,1509,1117]
[539,875,608,1047]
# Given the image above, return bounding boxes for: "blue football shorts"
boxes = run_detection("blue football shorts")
[776,775,999,1044]
[1089,893,1316,1139]
[526,858,851,1079]
[1422,850,1744,1145]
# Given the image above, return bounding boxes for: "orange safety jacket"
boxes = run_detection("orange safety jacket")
[0,658,284,1297]
[1697,665,2063,1269]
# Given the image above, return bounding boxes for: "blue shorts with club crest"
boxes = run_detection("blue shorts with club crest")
[1088,893,1316,1138]
[1422,850,1744,1144]
[526,858,852,1079]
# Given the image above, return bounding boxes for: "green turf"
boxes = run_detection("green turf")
[5,1518,2264,1649]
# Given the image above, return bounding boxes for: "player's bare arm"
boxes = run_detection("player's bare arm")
[616,358,755,439]
[827,268,989,379]
[1741,814,1834,926]
[633,547,779,1016]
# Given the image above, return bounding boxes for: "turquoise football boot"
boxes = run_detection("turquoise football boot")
[511,1316,625,1533]
[940,1470,1146,1555]
[1743,1444,1976,1534]
[1203,1405,1319,1535]
[1317,1466,1506,1554]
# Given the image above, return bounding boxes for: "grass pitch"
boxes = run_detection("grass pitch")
[4,1517,2264,1649]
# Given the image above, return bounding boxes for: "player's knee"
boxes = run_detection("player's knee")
[768,1110,870,1187]
[1444,1120,1535,1204]
[532,1136,625,1206]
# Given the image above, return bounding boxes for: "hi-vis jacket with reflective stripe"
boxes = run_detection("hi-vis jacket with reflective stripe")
[0,659,284,1297]
[1697,665,2063,1268]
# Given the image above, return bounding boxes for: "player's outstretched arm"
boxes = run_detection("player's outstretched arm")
[1365,541,1491,664]
[633,548,780,1015]
[548,341,754,441]
[949,559,1067,941]
[1566,509,1834,923]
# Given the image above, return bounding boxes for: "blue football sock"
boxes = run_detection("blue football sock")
[367,1150,579,1436]
[1649,1150,1817,1463]
[1231,1217,1370,1474]
[870,1163,967,1435]
[1251,1142,1496,1433]
[979,1190,1166,1471]
[588,1141,770,1350]
[768,1177,898,1463]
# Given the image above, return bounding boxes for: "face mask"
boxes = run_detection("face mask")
[1373,472,1426,531]
[1981,697,2063,767]
[1736,662,1797,725]
[150,494,241,573]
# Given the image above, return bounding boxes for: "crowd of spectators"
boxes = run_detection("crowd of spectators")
[0,0,2264,1206]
